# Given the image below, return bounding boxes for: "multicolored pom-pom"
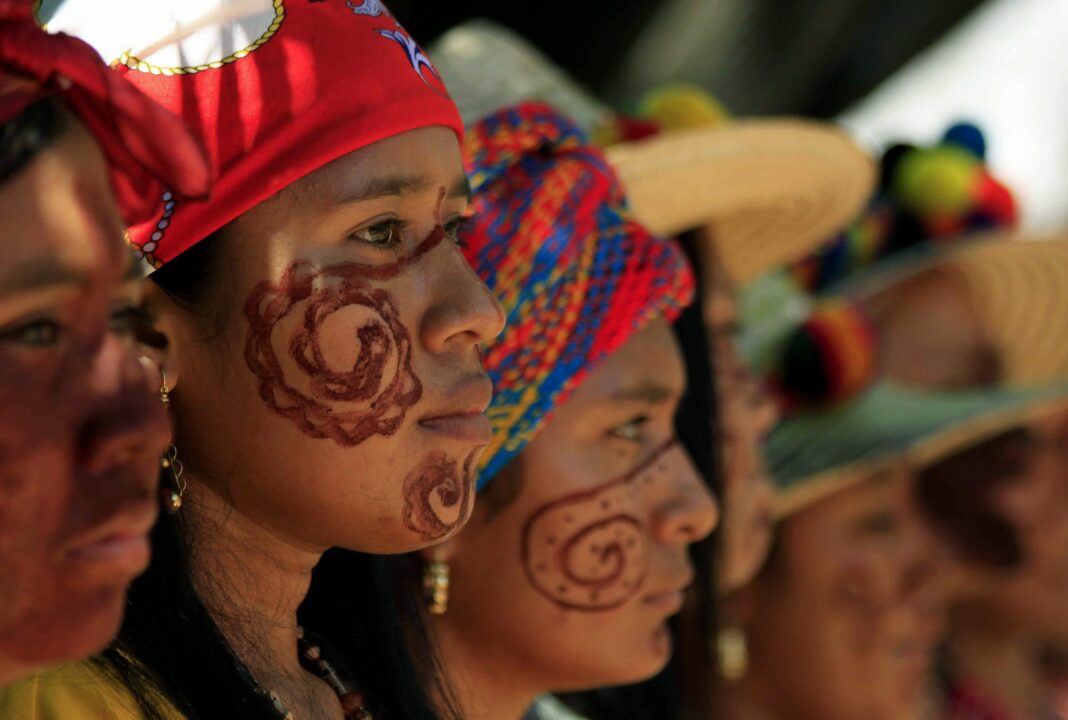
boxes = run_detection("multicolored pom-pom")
[777,300,878,408]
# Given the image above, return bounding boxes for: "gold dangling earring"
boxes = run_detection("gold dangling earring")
[423,559,450,615]
[717,624,749,681]
[158,369,186,513]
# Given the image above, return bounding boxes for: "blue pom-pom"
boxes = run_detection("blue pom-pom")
[943,122,986,159]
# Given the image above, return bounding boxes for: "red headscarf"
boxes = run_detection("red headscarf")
[41,0,464,267]
[0,1,211,225]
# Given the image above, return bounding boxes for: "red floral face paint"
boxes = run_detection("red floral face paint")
[243,218,453,446]
[521,439,678,611]
[402,448,477,541]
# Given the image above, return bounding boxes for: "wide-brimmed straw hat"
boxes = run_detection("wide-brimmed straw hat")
[757,235,1068,517]
[769,379,1068,517]
[429,20,876,282]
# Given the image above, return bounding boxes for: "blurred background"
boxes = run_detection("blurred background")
[391,0,1068,231]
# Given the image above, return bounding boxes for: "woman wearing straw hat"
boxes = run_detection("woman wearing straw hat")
[0,6,209,689]
[413,101,719,720]
[870,239,1068,720]
[2,2,504,718]
[720,201,1068,719]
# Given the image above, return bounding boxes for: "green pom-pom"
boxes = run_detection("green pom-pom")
[892,146,981,218]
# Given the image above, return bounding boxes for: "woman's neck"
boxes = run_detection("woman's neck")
[433,620,543,720]
[948,602,1047,720]
[183,480,342,719]
[719,675,783,720]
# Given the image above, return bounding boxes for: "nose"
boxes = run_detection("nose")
[78,333,170,477]
[650,445,720,546]
[898,496,953,603]
[421,244,506,353]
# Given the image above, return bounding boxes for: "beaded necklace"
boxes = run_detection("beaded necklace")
[265,626,373,720]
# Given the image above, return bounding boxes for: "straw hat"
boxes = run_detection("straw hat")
[836,234,1068,386]
[429,20,876,282]
[756,235,1068,516]
[769,380,1068,517]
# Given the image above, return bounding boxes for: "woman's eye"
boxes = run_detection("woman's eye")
[609,415,649,442]
[348,219,407,248]
[0,318,63,347]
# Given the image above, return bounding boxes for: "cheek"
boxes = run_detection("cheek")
[243,261,423,447]
[519,441,678,612]
[522,487,648,611]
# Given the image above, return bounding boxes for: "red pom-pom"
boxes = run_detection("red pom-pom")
[973,172,1017,227]
[615,115,662,142]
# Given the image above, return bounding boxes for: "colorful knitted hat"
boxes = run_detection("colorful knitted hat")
[0,0,210,224]
[462,102,695,486]
[40,0,462,268]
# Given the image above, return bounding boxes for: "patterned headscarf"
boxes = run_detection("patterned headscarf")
[42,0,462,268]
[462,102,695,486]
[0,0,211,224]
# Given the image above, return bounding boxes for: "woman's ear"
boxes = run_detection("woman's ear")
[137,279,182,394]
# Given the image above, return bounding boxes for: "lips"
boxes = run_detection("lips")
[642,569,695,615]
[417,374,494,444]
[63,503,158,578]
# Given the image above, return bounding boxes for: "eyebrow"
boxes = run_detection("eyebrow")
[0,258,88,295]
[608,383,678,406]
[336,173,472,205]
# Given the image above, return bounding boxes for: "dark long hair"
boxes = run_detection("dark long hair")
[93,233,458,719]
[0,96,67,185]
[556,231,723,720]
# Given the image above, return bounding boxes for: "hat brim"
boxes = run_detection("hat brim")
[769,380,1068,518]
[830,235,1068,385]
[606,119,876,282]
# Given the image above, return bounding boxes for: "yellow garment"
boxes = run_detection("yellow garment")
[0,661,184,720]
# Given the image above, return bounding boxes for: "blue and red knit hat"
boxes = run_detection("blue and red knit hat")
[461,102,695,486]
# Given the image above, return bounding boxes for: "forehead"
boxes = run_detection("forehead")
[788,469,911,539]
[0,118,126,290]
[295,125,464,203]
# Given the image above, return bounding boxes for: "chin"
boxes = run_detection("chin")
[1,585,127,667]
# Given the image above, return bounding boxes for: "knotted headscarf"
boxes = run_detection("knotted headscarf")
[0,0,211,224]
[462,102,695,486]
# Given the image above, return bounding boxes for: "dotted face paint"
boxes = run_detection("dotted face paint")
[402,449,478,541]
[243,219,451,446]
[521,439,678,611]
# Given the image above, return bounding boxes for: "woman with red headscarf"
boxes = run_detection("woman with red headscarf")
[0,2,210,688]
[1,2,503,718]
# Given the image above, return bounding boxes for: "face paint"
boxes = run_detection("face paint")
[243,221,453,446]
[521,439,677,611]
[402,448,477,541]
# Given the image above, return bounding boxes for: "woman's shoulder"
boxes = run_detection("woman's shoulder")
[0,660,183,720]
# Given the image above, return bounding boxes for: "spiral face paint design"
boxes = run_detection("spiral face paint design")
[522,439,678,611]
[244,222,450,446]
[402,449,478,540]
